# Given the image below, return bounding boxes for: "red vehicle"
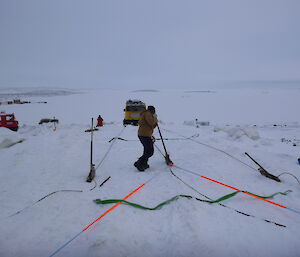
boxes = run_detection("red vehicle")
[0,112,19,131]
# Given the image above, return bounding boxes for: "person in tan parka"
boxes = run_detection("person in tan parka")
[134,105,157,171]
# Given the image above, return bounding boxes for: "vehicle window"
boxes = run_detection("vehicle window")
[126,106,145,112]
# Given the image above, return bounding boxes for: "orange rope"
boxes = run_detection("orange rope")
[84,183,146,231]
[201,176,287,209]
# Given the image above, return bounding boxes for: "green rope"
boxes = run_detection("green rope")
[94,190,291,210]
[108,134,199,143]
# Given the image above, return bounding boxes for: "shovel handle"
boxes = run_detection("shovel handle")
[245,152,264,169]
[246,153,281,182]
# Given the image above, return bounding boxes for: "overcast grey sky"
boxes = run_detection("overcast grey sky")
[0,0,299,89]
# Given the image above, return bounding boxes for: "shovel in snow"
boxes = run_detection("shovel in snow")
[245,152,281,182]
[157,124,173,166]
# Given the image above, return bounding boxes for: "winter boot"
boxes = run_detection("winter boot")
[143,161,149,170]
[139,158,149,170]
[134,159,146,171]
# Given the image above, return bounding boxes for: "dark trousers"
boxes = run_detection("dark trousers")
[138,136,154,163]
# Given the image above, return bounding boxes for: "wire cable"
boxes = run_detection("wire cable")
[154,143,287,228]
[163,127,300,186]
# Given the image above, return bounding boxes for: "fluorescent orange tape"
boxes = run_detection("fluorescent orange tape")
[84,183,146,231]
[201,176,287,209]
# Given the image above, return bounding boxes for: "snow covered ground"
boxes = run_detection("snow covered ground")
[0,87,300,257]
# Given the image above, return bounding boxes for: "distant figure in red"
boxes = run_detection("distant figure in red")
[96,115,103,127]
